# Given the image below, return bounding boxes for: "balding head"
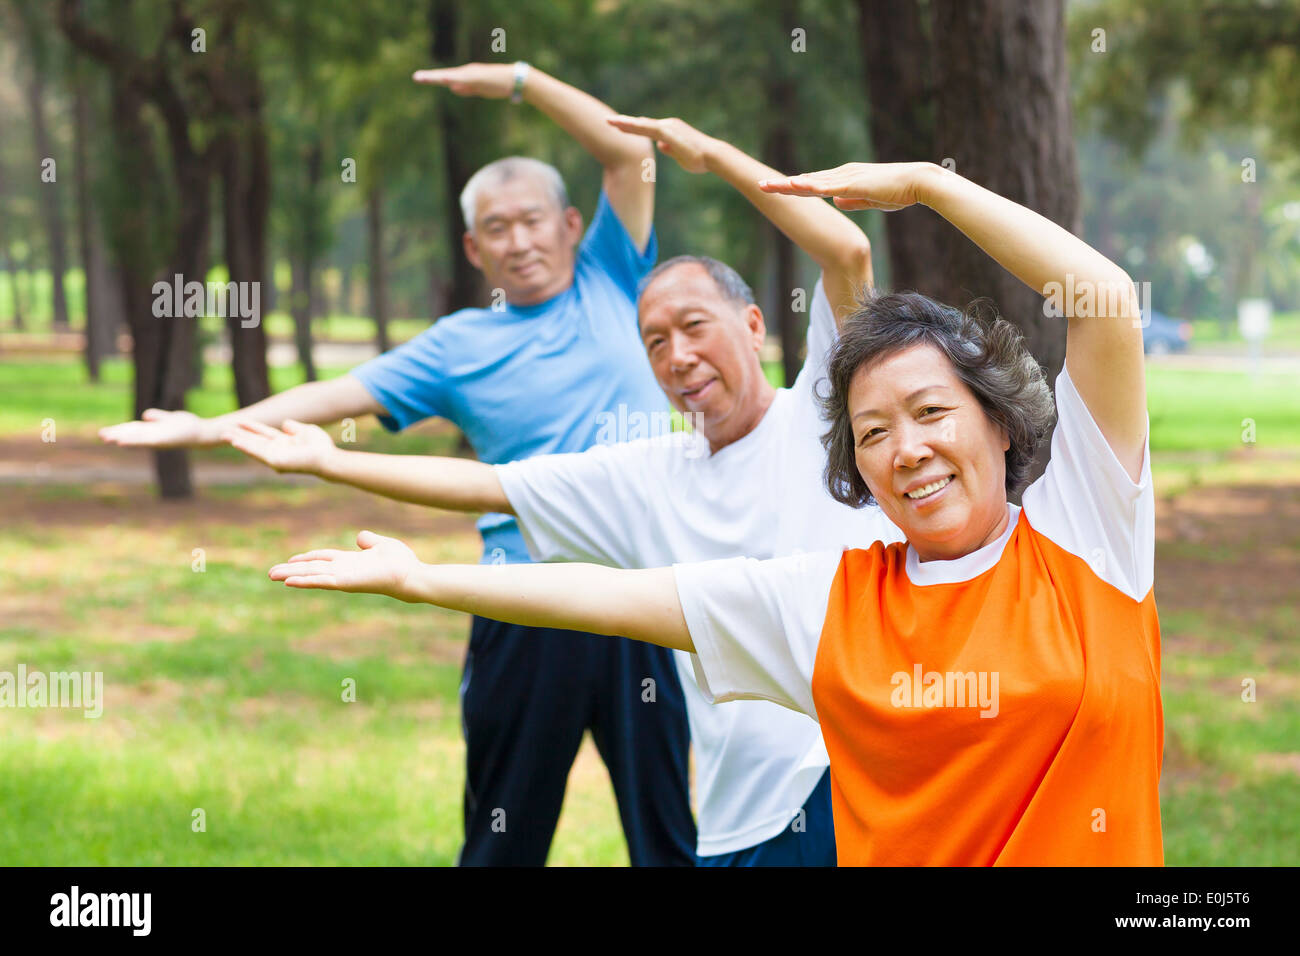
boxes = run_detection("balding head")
[636,258,776,453]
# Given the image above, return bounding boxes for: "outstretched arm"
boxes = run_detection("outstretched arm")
[225,420,511,514]
[269,531,691,650]
[608,115,872,324]
[99,374,385,449]
[414,63,653,250]
[760,162,1146,479]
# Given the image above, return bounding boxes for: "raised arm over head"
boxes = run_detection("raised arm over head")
[761,161,1146,480]
[417,63,653,250]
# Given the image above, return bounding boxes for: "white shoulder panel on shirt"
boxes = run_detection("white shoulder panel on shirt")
[675,549,845,718]
[1021,363,1155,601]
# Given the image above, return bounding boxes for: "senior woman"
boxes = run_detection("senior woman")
[268,161,1161,866]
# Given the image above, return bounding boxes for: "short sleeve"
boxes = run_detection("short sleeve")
[495,440,653,567]
[1021,362,1154,600]
[576,190,658,302]
[349,327,449,433]
[674,550,844,718]
[788,275,835,399]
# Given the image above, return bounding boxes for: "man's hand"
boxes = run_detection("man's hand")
[269,530,424,602]
[224,420,336,476]
[759,161,937,211]
[412,63,514,99]
[99,408,217,448]
[606,115,712,174]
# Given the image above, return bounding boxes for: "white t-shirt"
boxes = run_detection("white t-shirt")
[496,278,904,856]
[674,361,1155,717]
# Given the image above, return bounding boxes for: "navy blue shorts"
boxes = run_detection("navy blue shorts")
[696,769,836,867]
[457,615,696,866]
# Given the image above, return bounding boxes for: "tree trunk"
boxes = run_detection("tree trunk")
[857,0,949,294]
[106,81,196,498]
[930,0,1079,373]
[290,251,318,381]
[263,246,277,314]
[860,0,1080,490]
[367,186,390,354]
[73,63,115,379]
[427,226,446,321]
[339,259,353,317]
[219,113,272,407]
[429,0,490,315]
[763,0,803,387]
[88,229,124,359]
[288,140,322,380]
[0,161,25,331]
[26,64,72,332]
[1,247,24,331]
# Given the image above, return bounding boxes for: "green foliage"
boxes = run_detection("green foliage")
[1069,0,1300,317]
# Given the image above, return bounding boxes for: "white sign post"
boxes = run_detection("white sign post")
[1238,298,1271,378]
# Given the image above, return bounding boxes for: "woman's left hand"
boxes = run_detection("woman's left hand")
[270,531,423,602]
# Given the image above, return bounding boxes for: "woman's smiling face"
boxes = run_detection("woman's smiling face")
[848,343,1012,562]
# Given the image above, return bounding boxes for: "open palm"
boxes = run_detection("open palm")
[269,531,422,602]
[606,115,711,173]
[225,420,335,474]
[412,63,513,98]
[758,161,933,211]
[99,408,210,448]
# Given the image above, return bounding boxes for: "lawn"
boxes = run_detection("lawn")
[0,482,630,865]
[1,353,1297,865]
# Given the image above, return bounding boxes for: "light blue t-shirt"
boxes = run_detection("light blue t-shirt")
[351,190,667,563]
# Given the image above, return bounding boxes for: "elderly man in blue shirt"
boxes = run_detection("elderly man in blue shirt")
[99,61,694,867]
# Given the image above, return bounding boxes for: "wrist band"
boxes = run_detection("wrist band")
[511,61,530,103]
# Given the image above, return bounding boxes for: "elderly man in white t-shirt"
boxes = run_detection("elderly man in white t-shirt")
[226,116,902,865]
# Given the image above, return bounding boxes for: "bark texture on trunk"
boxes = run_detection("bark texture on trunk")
[858,0,1081,488]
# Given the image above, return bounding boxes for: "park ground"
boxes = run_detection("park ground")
[1,316,1299,863]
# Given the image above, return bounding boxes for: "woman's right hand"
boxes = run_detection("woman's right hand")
[224,419,337,475]
[758,161,940,211]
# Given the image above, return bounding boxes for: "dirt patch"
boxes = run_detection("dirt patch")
[2,481,479,542]
[1254,753,1300,776]
[1155,483,1300,645]
[0,593,68,634]
[289,617,467,667]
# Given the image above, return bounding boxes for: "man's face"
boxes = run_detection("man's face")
[463,175,582,306]
[847,343,1011,561]
[638,263,768,444]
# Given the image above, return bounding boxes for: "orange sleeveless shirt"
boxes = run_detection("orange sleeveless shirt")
[811,510,1163,865]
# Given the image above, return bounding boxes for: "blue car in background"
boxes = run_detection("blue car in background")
[1142,309,1193,354]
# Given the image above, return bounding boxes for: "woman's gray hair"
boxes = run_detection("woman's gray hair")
[459,157,570,230]
[819,290,1056,507]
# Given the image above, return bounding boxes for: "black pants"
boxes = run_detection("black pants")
[457,615,697,866]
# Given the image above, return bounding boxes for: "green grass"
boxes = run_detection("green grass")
[1190,310,1300,351]
[2,477,1294,865]
[1157,601,1300,865]
[0,356,458,457]
[1146,366,1300,452]
[0,486,628,866]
